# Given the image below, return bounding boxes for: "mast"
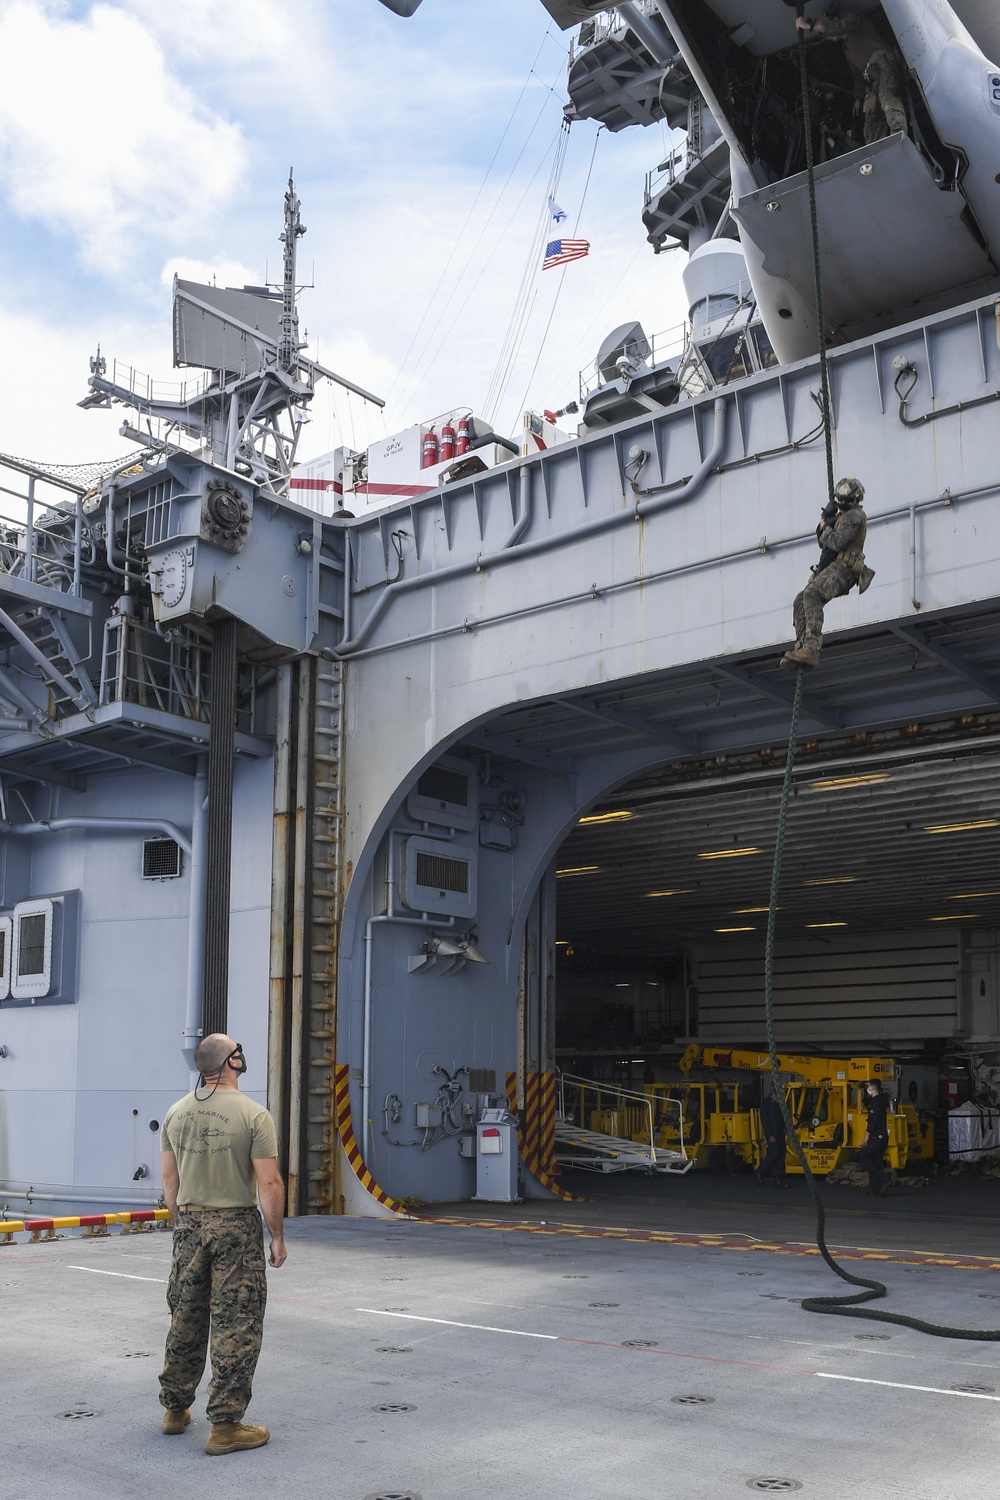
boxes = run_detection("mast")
[279,171,307,375]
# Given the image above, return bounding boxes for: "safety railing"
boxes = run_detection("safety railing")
[0,460,86,599]
[568,0,659,61]
[100,614,258,731]
[578,322,687,404]
[556,1071,689,1171]
[643,137,733,209]
[0,1208,171,1244]
[107,358,213,409]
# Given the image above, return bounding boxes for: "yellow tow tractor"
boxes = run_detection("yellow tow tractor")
[641,1078,761,1170]
[648,1046,910,1176]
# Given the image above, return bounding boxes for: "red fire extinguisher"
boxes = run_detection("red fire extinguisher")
[440,416,456,462]
[456,415,470,456]
[422,427,439,469]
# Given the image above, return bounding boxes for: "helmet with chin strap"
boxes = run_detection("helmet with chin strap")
[834,476,864,508]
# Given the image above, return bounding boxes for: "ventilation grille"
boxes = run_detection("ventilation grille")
[468,1069,497,1094]
[416,766,470,808]
[414,852,469,894]
[142,838,182,880]
[17,914,46,977]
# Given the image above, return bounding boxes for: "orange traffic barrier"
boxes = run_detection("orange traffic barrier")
[0,1208,171,1244]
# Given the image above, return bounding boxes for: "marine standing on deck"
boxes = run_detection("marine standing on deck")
[158,1033,287,1456]
[796,3,907,146]
[859,1077,893,1195]
[782,476,872,670]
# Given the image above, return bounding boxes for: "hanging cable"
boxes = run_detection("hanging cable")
[386,27,559,408]
[391,61,567,418]
[483,119,574,424]
[416,125,565,425]
[794,7,836,510]
[504,123,603,430]
[758,9,1000,1341]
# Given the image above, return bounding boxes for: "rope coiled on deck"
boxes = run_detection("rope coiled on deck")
[765,668,1000,1339]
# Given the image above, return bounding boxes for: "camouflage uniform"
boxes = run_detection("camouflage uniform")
[812,9,907,145]
[791,504,868,660]
[158,1207,266,1424]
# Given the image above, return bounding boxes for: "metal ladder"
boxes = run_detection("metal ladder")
[304,657,346,1213]
[5,604,97,715]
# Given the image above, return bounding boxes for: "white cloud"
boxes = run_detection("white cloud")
[0,1,247,272]
[0,1,693,467]
[0,297,171,464]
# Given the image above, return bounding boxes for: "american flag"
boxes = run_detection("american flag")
[543,238,590,270]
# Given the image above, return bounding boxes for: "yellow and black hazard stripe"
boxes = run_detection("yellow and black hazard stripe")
[334,1062,405,1214]
[409,1214,1000,1271]
[506,1071,588,1203]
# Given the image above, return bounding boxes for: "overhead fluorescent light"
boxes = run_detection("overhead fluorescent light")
[734,906,777,914]
[949,892,1000,899]
[804,876,857,886]
[578,810,633,826]
[809,773,890,790]
[557,865,599,877]
[698,847,760,860]
[930,913,980,921]
[715,925,756,933]
[806,921,848,929]
[555,940,569,946]
[924,820,999,834]
[645,889,693,898]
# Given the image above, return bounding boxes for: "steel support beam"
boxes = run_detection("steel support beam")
[202,617,238,1038]
[0,754,85,790]
[890,622,1000,705]
[462,730,576,779]
[76,731,200,777]
[553,695,697,754]
[710,660,844,730]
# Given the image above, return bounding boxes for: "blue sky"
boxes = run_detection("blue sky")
[0,0,689,464]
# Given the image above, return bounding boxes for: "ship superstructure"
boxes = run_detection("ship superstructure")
[4,6,1000,1220]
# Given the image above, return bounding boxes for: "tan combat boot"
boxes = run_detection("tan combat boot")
[162,1408,191,1434]
[781,647,820,670]
[204,1421,270,1456]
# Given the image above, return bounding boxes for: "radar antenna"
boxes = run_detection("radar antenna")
[77,179,384,498]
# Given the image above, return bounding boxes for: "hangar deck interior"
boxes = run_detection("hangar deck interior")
[449,602,1000,1187]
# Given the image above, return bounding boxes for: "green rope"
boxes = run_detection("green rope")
[765,667,1000,1338]
[795,8,837,511]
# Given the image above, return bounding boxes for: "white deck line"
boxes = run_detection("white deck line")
[816,1372,1000,1400]
[356,1308,558,1339]
[68,1265,167,1283]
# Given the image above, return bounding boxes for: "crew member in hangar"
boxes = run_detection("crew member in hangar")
[756,1085,790,1188]
[782,476,873,670]
[859,1077,894,1195]
[796,3,907,146]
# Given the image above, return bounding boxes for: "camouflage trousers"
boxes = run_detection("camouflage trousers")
[863,55,907,144]
[158,1207,267,1424]
[792,561,856,658]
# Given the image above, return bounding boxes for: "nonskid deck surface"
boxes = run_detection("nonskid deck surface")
[4,1212,1000,1500]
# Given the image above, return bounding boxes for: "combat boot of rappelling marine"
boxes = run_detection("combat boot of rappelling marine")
[162,1408,191,1435]
[781,647,820,670]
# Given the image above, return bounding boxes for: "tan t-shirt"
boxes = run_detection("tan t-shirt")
[161,1089,278,1209]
